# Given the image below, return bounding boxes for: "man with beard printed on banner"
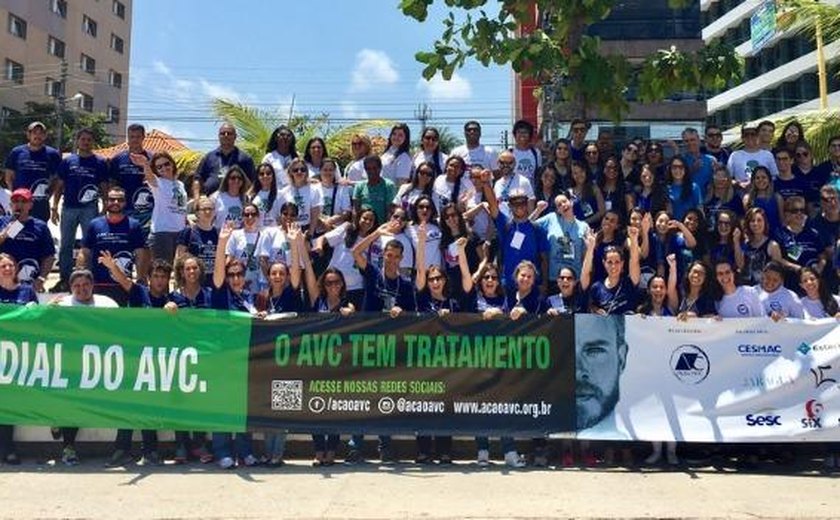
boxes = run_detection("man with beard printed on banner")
[575,314,630,439]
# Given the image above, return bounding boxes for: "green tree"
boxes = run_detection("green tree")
[400,0,743,122]
[212,99,393,166]
[0,102,111,157]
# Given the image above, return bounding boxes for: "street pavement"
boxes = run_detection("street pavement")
[1,458,839,519]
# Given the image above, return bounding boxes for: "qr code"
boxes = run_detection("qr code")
[271,380,303,411]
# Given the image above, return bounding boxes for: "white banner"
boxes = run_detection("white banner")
[577,315,840,442]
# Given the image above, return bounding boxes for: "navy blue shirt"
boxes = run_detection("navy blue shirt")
[774,175,808,202]
[170,287,213,309]
[506,287,546,314]
[494,212,545,288]
[467,290,509,313]
[126,283,170,309]
[108,150,154,218]
[176,226,218,285]
[417,290,460,314]
[4,144,61,202]
[82,215,145,284]
[775,225,824,270]
[211,283,256,313]
[795,167,830,206]
[59,153,107,208]
[0,283,38,305]
[588,276,639,315]
[0,216,55,283]
[361,263,416,312]
[196,147,255,195]
[259,285,302,313]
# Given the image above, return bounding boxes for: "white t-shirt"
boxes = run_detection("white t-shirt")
[258,227,296,268]
[225,228,266,291]
[323,223,364,291]
[212,192,244,230]
[758,285,805,318]
[57,294,119,308]
[450,144,498,170]
[392,185,427,214]
[250,188,282,228]
[278,183,323,230]
[412,150,448,174]
[261,151,294,187]
[407,223,442,270]
[0,188,10,217]
[431,175,475,214]
[802,295,840,320]
[727,149,779,183]
[317,184,352,218]
[716,285,764,317]
[381,147,412,184]
[149,177,188,233]
[307,161,342,180]
[494,173,535,218]
[344,159,367,183]
[466,192,493,241]
[512,147,542,183]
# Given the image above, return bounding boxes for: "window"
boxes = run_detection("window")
[80,54,96,75]
[49,0,67,18]
[4,59,24,84]
[113,0,126,19]
[108,70,123,88]
[78,93,94,112]
[45,78,64,98]
[107,106,120,124]
[48,36,66,58]
[0,107,22,126]
[8,13,26,39]
[82,15,97,38]
[110,33,124,54]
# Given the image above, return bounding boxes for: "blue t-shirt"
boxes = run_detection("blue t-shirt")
[774,175,808,202]
[361,263,416,312]
[126,283,170,309]
[211,283,256,313]
[506,287,546,314]
[668,182,703,221]
[417,290,460,314]
[108,150,154,218]
[196,147,255,195]
[59,153,108,208]
[704,195,744,230]
[170,287,213,309]
[588,276,639,315]
[0,283,38,305]
[494,212,545,287]
[4,144,61,202]
[467,290,509,313]
[795,166,830,205]
[261,285,302,313]
[82,215,145,284]
[536,212,589,281]
[176,226,219,285]
[775,225,824,270]
[681,152,715,194]
[0,216,55,283]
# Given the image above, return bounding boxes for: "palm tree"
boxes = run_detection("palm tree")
[211,99,394,166]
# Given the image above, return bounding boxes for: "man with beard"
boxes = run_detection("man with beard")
[575,314,629,438]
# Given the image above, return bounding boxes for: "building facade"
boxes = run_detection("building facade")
[0,0,131,143]
[702,0,840,132]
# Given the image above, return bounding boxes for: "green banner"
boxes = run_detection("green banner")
[0,304,251,431]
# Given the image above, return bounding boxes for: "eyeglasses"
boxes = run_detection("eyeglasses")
[324,279,342,287]
[423,135,439,141]
[585,151,598,156]
[428,276,444,283]
[219,131,235,137]
[155,162,173,169]
[796,151,810,158]
[291,167,308,174]
[648,148,662,154]
[482,274,498,280]
[258,171,274,177]
[226,271,245,278]
[243,212,258,218]
[498,160,514,167]
[787,207,807,214]
[417,204,431,210]
[107,197,126,202]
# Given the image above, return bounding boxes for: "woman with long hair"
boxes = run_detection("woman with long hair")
[304,137,339,179]
[212,165,251,229]
[582,227,642,315]
[315,158,352,235]
[569,160,605,228]
[799,266,840,319]
[393,160,435,216]
[533,163,563,220]
[225,202,267,292]
[344,134,371,185]
[739,207,776,286]
[278,157,322,233]
[644,142,667,181]
[439,202,478,302]
[676,260,717,318]
[381,123,412,185]
[742,165,783,233]
[551,138,573,190]
[666,156,702,221]
[774,120,807,154]
[704,164,743,229]
[413,127,447,176]
[599,155,631,224]
[262,125,298,187]
[432,155,474,214]
[408,194,442,270]
[248,163,281,228]
[176,196,219,286]
[632,164,670,215]
[706,209,743,270]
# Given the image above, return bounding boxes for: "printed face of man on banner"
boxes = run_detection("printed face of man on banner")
[575,315,627,430]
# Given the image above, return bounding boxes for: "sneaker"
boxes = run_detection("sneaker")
[193,446,213,464]
[504,451,526,468]
[61,446,79,466]
[477,449,490,467]
[218,456,235,469]
[379,447,396,465]
[174,446,188,465]
[344,449,364,465]
[3,453,21,465]
[137,452,162,467]
[644,452,662,465]
[239,454,258,467]
[105,449,132,467]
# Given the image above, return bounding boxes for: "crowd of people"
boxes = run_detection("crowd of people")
[1,116,840,470]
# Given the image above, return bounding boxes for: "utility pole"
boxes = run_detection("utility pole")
[54,59,68,152]
[414,103,431,131]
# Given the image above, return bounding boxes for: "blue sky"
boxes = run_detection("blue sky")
[128,1,512,152]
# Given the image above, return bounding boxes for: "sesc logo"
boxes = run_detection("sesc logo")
[801,399,824,429]
[737,344,782,357]
[670,345,710,384]
[745,413,782,427]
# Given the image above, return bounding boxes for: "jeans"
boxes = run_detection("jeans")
[476,436,516,454]
[148,230,180,266]
[0,425,14,457]
[114,429,158,454]
[58,205,98,281]
[312,434,340,452]
[212,432,253,460]
[263,431,287,458]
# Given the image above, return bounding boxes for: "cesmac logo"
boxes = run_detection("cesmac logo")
[670,345,710,384]
[745,413,782,427]
[737,344,782,357]
[801,399,824,429]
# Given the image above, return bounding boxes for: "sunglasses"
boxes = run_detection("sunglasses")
[198,207,214,212]
[417,204,431,210]
[291,167,308,173]
[787,208,807,214]
[219,131,235,137]
[324,279,342,287]
[482,274,498,281]
[258,171,274,177]
[498,160,514,166]
[243,212,259,218]
[107,197,126,202]
[227,271,245,278]
[428,276,444,283]
[423,135,439,141]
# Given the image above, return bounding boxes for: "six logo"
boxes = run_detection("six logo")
[801,399,824,429]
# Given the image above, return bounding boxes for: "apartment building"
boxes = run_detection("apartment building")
[0,0,132,142]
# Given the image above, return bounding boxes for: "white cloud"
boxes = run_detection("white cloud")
[350,49,399,92]
[149,60,250,103]
[152,60,171,76]
[417,72,473,101]
[340,101,370,120]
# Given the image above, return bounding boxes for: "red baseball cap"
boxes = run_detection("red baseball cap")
[11,188,33,202]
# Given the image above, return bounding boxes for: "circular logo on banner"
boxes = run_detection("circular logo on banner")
[378,397,395,415]
[308,396,326,414]
[670,344,710,384]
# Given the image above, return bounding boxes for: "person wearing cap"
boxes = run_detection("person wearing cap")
[450,121,499,171]
[50,128,109,293]
[0,188,56,291]
[76,186,148,306]
[479,168,547,289]
[726,125,778,187]
[3,121,61,222]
